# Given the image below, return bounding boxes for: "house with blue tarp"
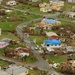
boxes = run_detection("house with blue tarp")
[42,39,61,51]
[44,19,57,24]
[41,19,61,26]
[45,39,61,45]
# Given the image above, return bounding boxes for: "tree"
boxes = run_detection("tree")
[0,10,6,15]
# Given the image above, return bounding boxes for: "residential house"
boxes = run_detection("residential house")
[14,47,30,57]
[6,64,29,75]
[70,34,75,39]
[0,70,10,75]
[0,41,9,48]
[42,39,61,51]
[66,11,75,18]
[39,3,47,8]
[41,19,61,26]
[49,0,64,7]
[69,60,75,67]
[19,53,29,57]
[39,3,52,12]
[40,7,52,12]
[46,32,58,39]
[0,0,3,4]
[51,6,61,11]
[66,46,75,52]
[67,0,75,3]
[6,1,17,6]
[35,22,51,30]
[39,1,64,12]
[0,66,10,75]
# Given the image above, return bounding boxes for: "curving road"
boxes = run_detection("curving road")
[16,12,63,75]
[2,5,75,75]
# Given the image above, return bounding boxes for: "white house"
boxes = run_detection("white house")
[42,39,61,51]
[67,0,75,3]
[66,46,75,52]
[19,53,29,57]
[0,41,9,48]
[6,64,29,75]
[66,12,75,18]
[6,1,17,6]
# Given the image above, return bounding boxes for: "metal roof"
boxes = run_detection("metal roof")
[45,39,61,45]
[44,19,57,24]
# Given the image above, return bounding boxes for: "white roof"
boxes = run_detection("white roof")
[6,65,28,75]
[0,70,10,75]
[46,32,58,37]
[0,42,6,45]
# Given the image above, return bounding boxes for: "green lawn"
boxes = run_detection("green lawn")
[23,56,37,63]
[46,55,67,63]
[29,69,47,75]
[0,48,5,56]
[43,0,49,2]
[63,2,75,10]
[0,22,21,30]
[0,32,20,41]
[0,60,9,68]
[61,20,75,25]
[14,3,46,15]
[29,35,46,46]
[46,54,75,63]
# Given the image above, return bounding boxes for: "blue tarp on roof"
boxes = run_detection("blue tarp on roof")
[45,39,61,45]
[44,19,57,24]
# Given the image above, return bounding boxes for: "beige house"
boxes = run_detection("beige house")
[39,3,52,12]
[40,7,52,12]
[46,32,58,39]
[51,6,61,11]
[35,22,51,30]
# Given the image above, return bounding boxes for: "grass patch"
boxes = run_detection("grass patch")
[47,55,67,63]
[0,32,20,41]
[29,69,40,75]
[0,48,5,56]
[61,20,75,25]
[29,69,47,75]
[0,22,21,30]
[63,2,75,10]
[29,36,46,46]
[14,3,46,14]
[0,60,9,68]
[24,56,37,63]
[46,54,75,63]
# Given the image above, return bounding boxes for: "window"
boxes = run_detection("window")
[47,44,49,46]
[51,44,53,46]
[55,44,57,46]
